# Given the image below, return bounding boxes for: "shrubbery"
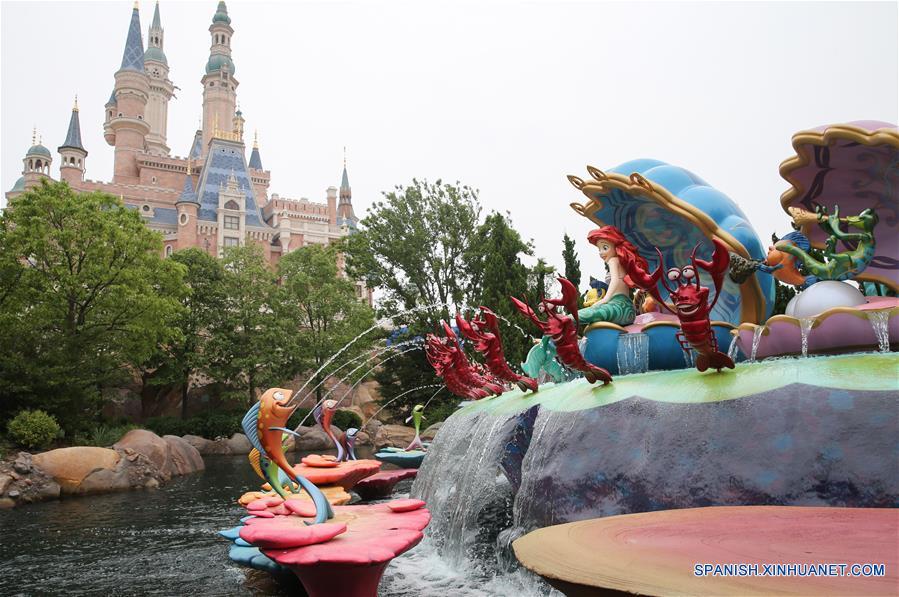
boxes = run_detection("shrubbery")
[144,411,245,440]
[72,424,139,447]
[292,408,362,431]
[7,410,61,450]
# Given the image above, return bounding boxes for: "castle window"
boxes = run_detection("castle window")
[142,204,151,212]
[223,236,239,247]
[151,176,157,184]
[165,245,173,257]
[224,215,239,229]
[179,213,189,225]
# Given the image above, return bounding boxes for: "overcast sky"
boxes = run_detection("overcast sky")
[2,1,897,277]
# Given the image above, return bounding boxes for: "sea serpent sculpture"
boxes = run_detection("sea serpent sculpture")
[241,388,334,524]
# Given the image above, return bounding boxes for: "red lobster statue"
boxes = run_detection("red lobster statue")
[455,308,539,393]
[510,277,612,385]
[628,237,735,372]
[425,321,505,400]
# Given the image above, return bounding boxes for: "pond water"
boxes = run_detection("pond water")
[0,450,551,596]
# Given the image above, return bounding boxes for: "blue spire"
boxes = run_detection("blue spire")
[151,0,161,29]
[58,99,86,153]
[119,5,145,72]
[189,130,203,159]
[106,87,117,106]
[341,165,350,189]
[248,133,262,170]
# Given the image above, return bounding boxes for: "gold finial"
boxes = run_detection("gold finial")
[32,126,36,145]
[343,146,347,167]
[186,158,192,173]
[133,1,139,9]
[73,94,79,112]
[253,130,258,149]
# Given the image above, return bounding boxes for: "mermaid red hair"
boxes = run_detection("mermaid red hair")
[587,226,650,288]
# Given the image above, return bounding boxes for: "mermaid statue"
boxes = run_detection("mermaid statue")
[578,226,644,326]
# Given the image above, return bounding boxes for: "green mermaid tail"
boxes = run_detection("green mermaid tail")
[577,293,636,326]
[522,337,566,383]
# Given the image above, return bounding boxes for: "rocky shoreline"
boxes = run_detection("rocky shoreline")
[0,422,440,508]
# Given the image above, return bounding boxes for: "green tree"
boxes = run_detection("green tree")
[562,233,582,292]
[205,244,291,406]
[0,180,184,431]
[771,279,797,316]
[529,258,556,300]
[344,179,481,328]
[148,248,226,419]
[278,243,376,402]
[465,212,534,366]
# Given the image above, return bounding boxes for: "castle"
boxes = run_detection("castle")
[6,1,371,303]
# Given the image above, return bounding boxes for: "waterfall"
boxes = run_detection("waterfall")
[394,409,560,596]
[866,311,891,352]
[616,332,649,375]
[727,335,741,361]
[799,317,815,357]
[750,326,764,362]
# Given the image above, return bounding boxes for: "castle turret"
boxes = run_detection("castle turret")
[144,0,174,156]
[201,1,239,153]
[22,129,53,188]
[106,2,151,183]
[248,131,262,170]
[338,158,355,222]
[175,160,200,250]
[232,106,245,141]
[58,97,88,184]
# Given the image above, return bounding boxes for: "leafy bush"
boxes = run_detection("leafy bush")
[72,424,139,447]
[144,412,244,440]
[289,407,362,431]
[7,410,61,450]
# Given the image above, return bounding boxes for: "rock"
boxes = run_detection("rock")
[162,435,205,475]
[182,434,213,453]
[290,425,342,452]
[374,425,417,449]
[354,431,371,446]
[421,422,443,441]
[13,459,30,474]
[114,429,172,478]
[32,446,122,494]
[226,433,252,455]
[0,474,11,494]
[0,498,15,509]
[144,478,159,490]
[7,490,20,498]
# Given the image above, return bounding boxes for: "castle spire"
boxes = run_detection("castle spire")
[59,97,86,153]
[151,0,161,29]
[119,3,145,72]
[338,151,355,221]
[248,131,263,170]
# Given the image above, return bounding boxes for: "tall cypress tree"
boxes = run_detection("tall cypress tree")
[562,233,582,291]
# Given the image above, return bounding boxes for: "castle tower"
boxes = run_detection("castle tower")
[248,131,263,170]
[58,97,88,184]
[106,3,151,184]
[201,1,239,153]
[23,129,53,187]
[232,106,245,141]
[175,161,200,250]
[144,0,174,156]
[338,156,355,221]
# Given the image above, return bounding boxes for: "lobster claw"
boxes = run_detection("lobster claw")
[693,237,731,310]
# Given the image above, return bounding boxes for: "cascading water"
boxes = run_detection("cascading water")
[866,310,891,352]
[799,317,815,357]
[750,326,764,362]
[682,346,695,368]
[383,410,560,596]
[727,334,741,361]
[616,332,649,375]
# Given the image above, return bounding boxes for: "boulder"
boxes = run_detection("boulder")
[163,435,205,475]
[114,429,171,476]
[290,425,342,452]
[182,434,214,454]
[421,422,443,441]
[226,433,253,455]
[374,424,417,449]
[32,447,122,493]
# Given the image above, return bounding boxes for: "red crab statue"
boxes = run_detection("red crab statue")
[510,277,612,385]
[456,308,538,393]
[628,237,735,372]
[424,322,505,400]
